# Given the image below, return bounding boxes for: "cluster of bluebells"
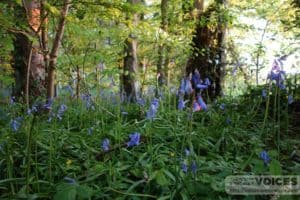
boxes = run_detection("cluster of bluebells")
[81,93,95,110]
[178,69,210,112]
[47,102,68,122]
[100,132,141,152]
[263,59,294,105]
[267,59,286,90]
[181,148,197,174]
[146,98,159,120]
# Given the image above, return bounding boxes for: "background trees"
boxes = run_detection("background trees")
[0,0,299,102]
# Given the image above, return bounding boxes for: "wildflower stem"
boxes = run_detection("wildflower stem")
[26,115,36,195]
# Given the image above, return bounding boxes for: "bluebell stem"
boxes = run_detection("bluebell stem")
[191,160,197,174]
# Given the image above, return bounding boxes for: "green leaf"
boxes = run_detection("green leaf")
[269,160,282,175]
[155,170,169,186]
[54,184,77,200]
[76,185,93,199]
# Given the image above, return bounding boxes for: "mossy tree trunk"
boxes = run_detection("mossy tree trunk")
[186,0,227,99]
[122,0,140,102]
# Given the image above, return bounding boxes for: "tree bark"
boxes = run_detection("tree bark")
[46,0,71,100]
[121,0,140,102]
[12,0,46,100]
[185,0,227,99]
[157,0,168,87]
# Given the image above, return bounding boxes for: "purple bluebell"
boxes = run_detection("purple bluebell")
[268,60,286,89]
[191,70,201,87]
[262,89,267,98]
[10,117,23,132]
[146,98,159,120]
[220,103,225,110]
[259,150,270,165]
[137,98,146,107]
[204,78,211,86]
[127,132,140,147]
[81,94,94,110]
[57,104,67,120]
[191,161,197,174]
[184,78,193,95]
[178,79,185,95]
[10,96,15,105]
[64,177,76,184]
[181,162,188,173]
[197,95,207,111]
[101,138,110,151]
[196,84,208,89]
[226,117,232,125]
[185,148,190,156]
[178,97,186,110]
[288,95,293,105]
[43,99,53,110]
[193,101,201,112]
[27,105,38,115]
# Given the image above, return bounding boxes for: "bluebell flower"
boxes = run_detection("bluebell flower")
[268,59,286,89]
[27,105,38,115]
[259,150,270,165]
[101,138,110,151]
[127,132,140,147]
[191,160,197,174]
[137,98,146,107]
[196,84,208,89]
[10,96,15,105]
[87,127,93,135]
[178,79,185,95]
[146,98,159,120]
[43,99,53,110]
[185,148,190,156]
[181,162,188,173]
[57,104,67,120]
[81,94,94,110]
[226,117,231,125]
[191,70,201,87]
[220,103,225,110]
[192,101,201,112]
[262,89,267,98]
[197,95,207,111]
[204,78,211,86]
[10,117,23,132]
[178,97,187,110]
[64,177,76,184]
[288,95,293,105]
[184,78,193,95]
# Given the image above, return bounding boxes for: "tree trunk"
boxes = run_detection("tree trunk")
[12,0,46,101]
[46,0,71,101]
[185,0,227,99]
[121,0,140,102]
[157,0,168,87]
